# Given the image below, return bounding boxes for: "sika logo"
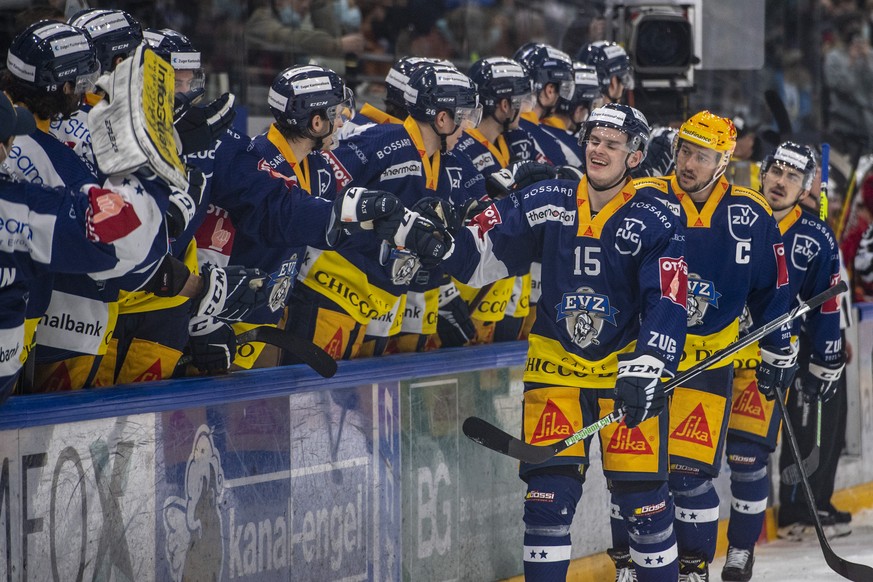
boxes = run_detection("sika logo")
[607,423,654,455]
[530,399,574,443]
[732,381,765,420]
[325,327,344,359]
[670,403,713,447]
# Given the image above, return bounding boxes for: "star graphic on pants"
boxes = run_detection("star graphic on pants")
[657,556,665,564]
[680,511,687,519]
[645,557,653,565]
[539,550,548,559]
[122,178,132,186]
[743,503,750,510]
[689,512,698,520]
[530,550,536,559]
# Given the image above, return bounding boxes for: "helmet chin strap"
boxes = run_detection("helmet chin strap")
[685,161,728,197]
[430,118,460,154]
[304,117,334,152]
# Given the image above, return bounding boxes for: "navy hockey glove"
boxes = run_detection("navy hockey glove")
[375,208,454,268]
[166,166,206,238]
[796,357,845,403]
[174,91,236,155]
[614,354,668,429]
[485,161,557,198]
[457,197,493,227]
[412,196,458,233]
[142,254,192,297]
[756,345,799,401]
[187,316,235,373]
[437,282,475,347]
[193,264,269,321]
[326,187,403,247]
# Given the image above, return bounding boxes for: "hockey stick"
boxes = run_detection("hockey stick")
[463,281,847,465]
[178,326,338,378]
[765,89,793,138]
[780,399,821,486]
[774,384,873,581]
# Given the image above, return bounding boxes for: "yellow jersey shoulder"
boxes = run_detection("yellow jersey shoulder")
[730,184,772,216]
[632,176,670,194]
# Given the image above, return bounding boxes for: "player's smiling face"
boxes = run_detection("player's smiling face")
[585,126,633,188]
[762,162,806,211]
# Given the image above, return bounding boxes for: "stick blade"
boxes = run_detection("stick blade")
[238,326,338,378]
[780,445,820,485]
[462,417,556,464]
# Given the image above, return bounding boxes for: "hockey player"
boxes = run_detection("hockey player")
[513,43,577,166]
[578,41,634,105]
[234,64,355,368]
[722,143,843,581]
[49,8,144,173]
[541,61,602,169]
[314,63,482,357]
[444,103,688,582]
[607,111,794,581]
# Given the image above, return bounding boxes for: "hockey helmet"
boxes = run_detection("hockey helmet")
[143,28,204,93]
[579,103,650,156]
[69,8,143,73]
[676,110,736,166]
[556,62,601,115]
[761,141,817,191]
[512,42,544,69]
[6,20,100,93]
[384,57,443,111]
[578,41,634,93]
[404,64,481,130]
[514,44,575,100]
[269,65,354,130]
[467,57,533,113]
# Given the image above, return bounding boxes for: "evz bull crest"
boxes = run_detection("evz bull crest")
[555,287,619,348]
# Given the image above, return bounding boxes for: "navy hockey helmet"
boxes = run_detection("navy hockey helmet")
[404,64,481,129]
[6,20,100,93]
[513,44,575,100]
[761,141,817,191]
[468,57,533,113]
[579,103,651,156]
[511,42,544,70]
[269,65,354,130]
[143,28,204,93]
[384,56,443,111]
[69,9,143,73]
[556,62,601,115]
[578,41,635,93]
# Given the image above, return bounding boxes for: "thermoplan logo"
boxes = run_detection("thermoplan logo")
[381,161,422,181]
[525,204,576,227]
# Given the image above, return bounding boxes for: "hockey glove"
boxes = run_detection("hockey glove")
[457,197,493,227]
[436,281,476,346]
[375,208,454,267]
[484,161,557,198]
[556,165,585,181]
[614,354,667,429]
[173,91,236,155]
[187,316,235,373]
[193,264,269,321]
[796,357,845,403]
[141,254,192,297]
[412,196,458,234]
[756,345,799,401]
[326,186,403,247]
[166,166,206,238]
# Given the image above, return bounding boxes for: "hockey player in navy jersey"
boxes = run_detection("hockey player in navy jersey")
[234,65,355,368]
[443,103,688,582]
[578,41,634,105]
[721,143,843,582]
[605,111,794,582]
[541,62,601,170]
[315,63,482,358]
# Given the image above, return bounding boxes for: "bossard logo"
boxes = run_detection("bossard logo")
[686,273,721,327]
[732,381,766,420]
[555,287,619,348]
[606,423,654,455]
[163,425,225,582]
[670,403,713,447]
[530,399,574,444]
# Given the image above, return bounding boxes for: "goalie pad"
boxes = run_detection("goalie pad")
[89,44,188,191]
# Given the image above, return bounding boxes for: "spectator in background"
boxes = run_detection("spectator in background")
[246,0,365,72]
[840,173,873,301]
[823,11,873,161]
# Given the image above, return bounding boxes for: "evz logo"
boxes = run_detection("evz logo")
[615,218,646,255]
[555,287,619,348]
[268,255,298,312]
[791,234,820,271]
[686,273,722,326]
[727,204,758,242]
